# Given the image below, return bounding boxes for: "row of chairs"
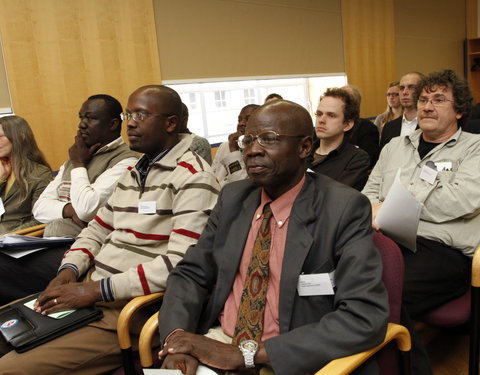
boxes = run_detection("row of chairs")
[114,232,480,375]
[9,226,479,374]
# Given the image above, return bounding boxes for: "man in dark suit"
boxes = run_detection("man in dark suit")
[342,85,380,168]
[158,100,388,375]
[379,72,423,150]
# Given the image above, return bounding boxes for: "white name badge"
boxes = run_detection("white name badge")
[297,272,335,296]
[0,197,4,220]
[419,164,437,185]
[138,201,156,214]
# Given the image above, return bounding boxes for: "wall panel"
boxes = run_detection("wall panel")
[0,0,161,169]
[341,0,397,118]
[154,0,345,80]
[0,40,10,110]
[394,0,465,79]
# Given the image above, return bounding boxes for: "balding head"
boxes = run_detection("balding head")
[125,85,182,158]
[256,100,314,137]
[130,85,183,119]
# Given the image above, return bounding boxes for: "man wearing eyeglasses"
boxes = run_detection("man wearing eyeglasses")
[158,100,388,375]
[0,85,220,373]
[363,69,480,375]
[379,72,424,150]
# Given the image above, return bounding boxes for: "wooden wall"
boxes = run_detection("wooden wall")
[0,0,161,170]
[0,0,469,168]
[341,0,397,118]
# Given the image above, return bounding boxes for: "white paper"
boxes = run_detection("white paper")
[23,298,76,319]
[1,246,48,258]
[0,234,73,258]
[143,366,218,375]
[297,273,334,296]
[376,169,423,252]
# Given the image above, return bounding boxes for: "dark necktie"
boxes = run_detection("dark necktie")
[233,203,273,345]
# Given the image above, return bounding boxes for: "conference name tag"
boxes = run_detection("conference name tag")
[297,272,335,296]
[138,201,156,215]
[419,164,437,185]
[0,198,4,220]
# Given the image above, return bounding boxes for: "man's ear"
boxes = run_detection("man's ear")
[165,116,178,133]
[110,118,121,132]
[299,136,313,159]
[343,119,354,132]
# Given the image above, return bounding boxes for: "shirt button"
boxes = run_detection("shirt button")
[277,220,283,226]
[256,214,261,219]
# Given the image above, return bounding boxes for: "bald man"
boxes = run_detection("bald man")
[0,85,220,374]
[158,100,388,375]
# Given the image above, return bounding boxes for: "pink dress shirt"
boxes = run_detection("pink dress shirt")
[219,175,306,341]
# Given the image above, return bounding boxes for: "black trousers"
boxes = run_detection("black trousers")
[399,236,471,375]
[0,245,70,305]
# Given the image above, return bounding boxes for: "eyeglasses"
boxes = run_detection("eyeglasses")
[238,130,305,149]
[386,93,399,97]
[417,97,454,107]
[120,112,173,122]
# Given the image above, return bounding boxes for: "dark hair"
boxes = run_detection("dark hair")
[181,102,189,118]
[179,103,191,133]
[264,93,283,102]
[321,87,359,123]
[87,94,123,121]
[415,69,473,128]
[0,116,51,201]
[241,104,260,112]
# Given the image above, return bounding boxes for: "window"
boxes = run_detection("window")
[244,88,256,104]
[166,74,347,144]
[214,90,226,108]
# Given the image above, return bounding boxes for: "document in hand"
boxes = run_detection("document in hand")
[0,234,75,258]
[375,169,424,252]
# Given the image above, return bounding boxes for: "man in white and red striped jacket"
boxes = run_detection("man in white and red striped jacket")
[0,85,220,374]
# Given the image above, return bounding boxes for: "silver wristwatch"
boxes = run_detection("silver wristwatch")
[238,340,259,368]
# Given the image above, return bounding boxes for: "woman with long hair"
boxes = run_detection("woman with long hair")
[374,81,403,134]
[0,115,52,234]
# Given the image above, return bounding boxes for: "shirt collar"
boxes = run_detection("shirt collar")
[95,136,125,155]
[406,127,462,147]
[256,174,306,228]
[402,114,418,125]
[135,148,170,175]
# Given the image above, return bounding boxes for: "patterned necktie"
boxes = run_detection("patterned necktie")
[233,203,273,345]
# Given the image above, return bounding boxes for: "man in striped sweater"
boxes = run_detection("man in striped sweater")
[0,85,220,374]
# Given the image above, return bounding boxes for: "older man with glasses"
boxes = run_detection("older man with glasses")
[363,69,480,375]
[157,99,388,375]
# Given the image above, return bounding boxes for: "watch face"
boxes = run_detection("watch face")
[242,340,258,351]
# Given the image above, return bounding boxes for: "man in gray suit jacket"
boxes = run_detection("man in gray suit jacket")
[158,100,388,375]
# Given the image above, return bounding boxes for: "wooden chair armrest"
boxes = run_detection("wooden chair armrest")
[139,311,160,368]
[472,245,480,287]
[315,323,411,375]
[117,292,164,350]
[8,224,46,237]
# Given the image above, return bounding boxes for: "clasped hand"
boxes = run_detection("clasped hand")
[159,331,244,374]
[34,269,101,315]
